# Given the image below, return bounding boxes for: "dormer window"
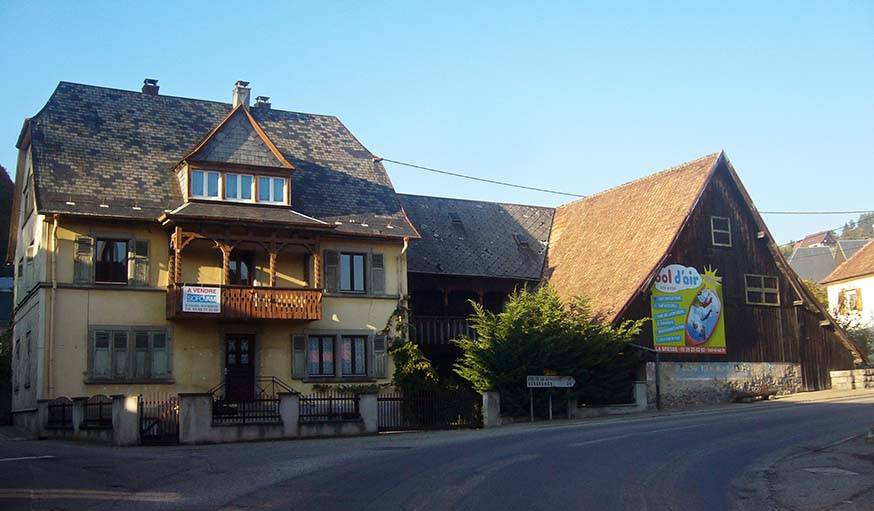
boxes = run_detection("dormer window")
[258,176,286,204]
[225,173,254,202]
[191,170,220,199]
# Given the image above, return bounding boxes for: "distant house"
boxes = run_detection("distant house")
[835,239,869,264]
[821,240,874,336]
[793,231,837,249]
[788,246,837,282]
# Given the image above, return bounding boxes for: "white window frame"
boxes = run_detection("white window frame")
[191,170,222,200]
[744,274,780,306]
[711,216,732,247]
[224,173,255,202]
[258,176,287,205]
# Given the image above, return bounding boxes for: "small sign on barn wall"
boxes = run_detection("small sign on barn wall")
[182,285,222,313]
[650,264,726,354]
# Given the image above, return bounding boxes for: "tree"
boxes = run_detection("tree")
[802,279,829,308]
[453,286,645,417]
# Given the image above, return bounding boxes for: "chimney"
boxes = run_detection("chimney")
[142,78,159,95]
[255,96,271,109]
[232,80,251,108]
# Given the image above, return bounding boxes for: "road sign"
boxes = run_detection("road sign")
[526,375,576,388]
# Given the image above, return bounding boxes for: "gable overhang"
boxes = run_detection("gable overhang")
[180,104,295,170]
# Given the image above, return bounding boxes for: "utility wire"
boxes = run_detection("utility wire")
[378,156,872,215]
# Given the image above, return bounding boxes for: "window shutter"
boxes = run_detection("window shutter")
[292,334,307,378]
[855,289,863,312]
[74,236,94,284]
[370,335,387,378]
[323,251,339,293]
[371,253,386,295]
[129,240,150,286]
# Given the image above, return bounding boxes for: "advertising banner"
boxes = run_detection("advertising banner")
[650,264,726,354]
[182,285,221,313]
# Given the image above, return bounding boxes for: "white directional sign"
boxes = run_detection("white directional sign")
[526,375,576,388]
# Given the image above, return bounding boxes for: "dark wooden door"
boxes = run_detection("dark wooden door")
[225,334,255,400]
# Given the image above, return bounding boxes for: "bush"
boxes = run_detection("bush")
[453,286,645,417]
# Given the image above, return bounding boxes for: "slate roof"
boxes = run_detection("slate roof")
[398,194,554,280]
[822,239,874,284]
[23,82,417,238]
[837,239,869,262]
[788,246,837,282]
[164,201,330,228]
[545,153,721,322]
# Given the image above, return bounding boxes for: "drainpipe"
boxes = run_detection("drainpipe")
[47,214,59,398]
[398,237,409,299]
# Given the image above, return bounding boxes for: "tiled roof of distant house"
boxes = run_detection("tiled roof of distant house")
[793,230,836,249]
[836,239,870,262]
[20,82,417,238]
[398,194,554,280]
[788,246,837,282]
[822,239,874,284]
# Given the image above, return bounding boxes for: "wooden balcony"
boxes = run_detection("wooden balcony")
[409,316,475,345]
[167,285,322,321]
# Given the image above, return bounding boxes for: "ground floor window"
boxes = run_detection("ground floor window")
[307,335,335,376]
[91,327,171,381]
[341,335,367,376]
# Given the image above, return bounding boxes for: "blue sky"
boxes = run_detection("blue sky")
[1,1,871,243]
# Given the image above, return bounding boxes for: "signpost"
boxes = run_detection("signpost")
[527,375,576,422]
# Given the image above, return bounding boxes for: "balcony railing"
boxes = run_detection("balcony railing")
[409,315,475,345]
[167,284,322,321]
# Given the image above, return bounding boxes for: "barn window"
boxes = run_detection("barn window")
[711,216,732,247]
[745,274,779,306]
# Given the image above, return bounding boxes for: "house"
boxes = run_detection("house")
[788,246,838,282]
[545,152,862,404]
[0,166,13,423]
[835,239,869,264]
[8,80,418,429]
[793,230,837,249]
[407,152,863,407]
[821,239,874,335]
[398,194,553,376]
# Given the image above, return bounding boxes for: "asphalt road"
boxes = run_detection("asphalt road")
[1,392,872,511]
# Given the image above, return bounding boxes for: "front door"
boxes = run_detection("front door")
[225,334,255,400]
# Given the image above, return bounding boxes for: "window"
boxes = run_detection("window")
[711,216,732,247]
[258,176,286,204]
[228,250,255,286]
[91,327,171,381]
[95,239,128,284]
[307,335,335,376]
[341,336,367,376]
[838,288,863,314]
[225,173,254,202]
[339,253,366,293]
[745,274,779,306]
[191,170,221,199]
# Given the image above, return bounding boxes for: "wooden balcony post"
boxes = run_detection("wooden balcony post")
[268,250,278,287]
[313,250,321,288]
[220,243,231,285]
[173,226,183,285]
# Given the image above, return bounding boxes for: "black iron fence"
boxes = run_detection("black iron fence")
[299,391,360,422]
[139,393,179,445]
[82,395,113,428]
[378,390,482,431]
[209,377,294,425]
[47,397,73,428]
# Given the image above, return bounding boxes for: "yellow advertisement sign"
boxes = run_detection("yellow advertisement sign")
[650,264,726,354]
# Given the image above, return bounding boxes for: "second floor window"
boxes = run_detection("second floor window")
[340,253,366,293]
[745,274,779,306]
[258,176,286,204]
[225,173,254,201]
[711,216,732,247]
[95,239,128,284]
[191,170,220,199]
[229,250,255,286]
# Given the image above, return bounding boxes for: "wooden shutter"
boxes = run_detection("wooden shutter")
[323,250,339,293]
[370,253,386,295]
[370,334,387,378]
[855,288,863,312]
[129,240,150,286]
[292,334,307,378]
[74,236,94,284]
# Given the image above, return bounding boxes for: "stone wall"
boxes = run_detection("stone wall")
[830,369,874,390]
[646,361,802,408]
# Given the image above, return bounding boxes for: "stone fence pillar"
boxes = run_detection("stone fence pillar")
[358,392,378,434]
[279,392,300,438]
[178,393,213,445]
[36,399,48,439]
[634,381,648,410]
[112,394,140,446]
[72,397,87,437]
[482,391,502,428]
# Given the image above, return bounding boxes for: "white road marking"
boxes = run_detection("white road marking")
[0,455,56,463]
[0,488,183,502]
[569,424,703,447]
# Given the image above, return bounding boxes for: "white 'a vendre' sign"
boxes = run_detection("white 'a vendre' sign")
[182,285,221,313]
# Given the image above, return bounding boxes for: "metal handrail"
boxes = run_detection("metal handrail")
[209,376,297,399]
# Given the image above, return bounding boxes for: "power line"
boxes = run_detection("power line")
[377,157,586,198]
[379,156,873,215]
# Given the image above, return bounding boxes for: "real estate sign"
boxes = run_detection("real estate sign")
[650,264,726,354]
[182,285,221,313]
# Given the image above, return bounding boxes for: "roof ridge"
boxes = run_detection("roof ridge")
[55,81,338,119]
[822,238,874,283]
[557,151,722,209]
[397,192,555,211]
